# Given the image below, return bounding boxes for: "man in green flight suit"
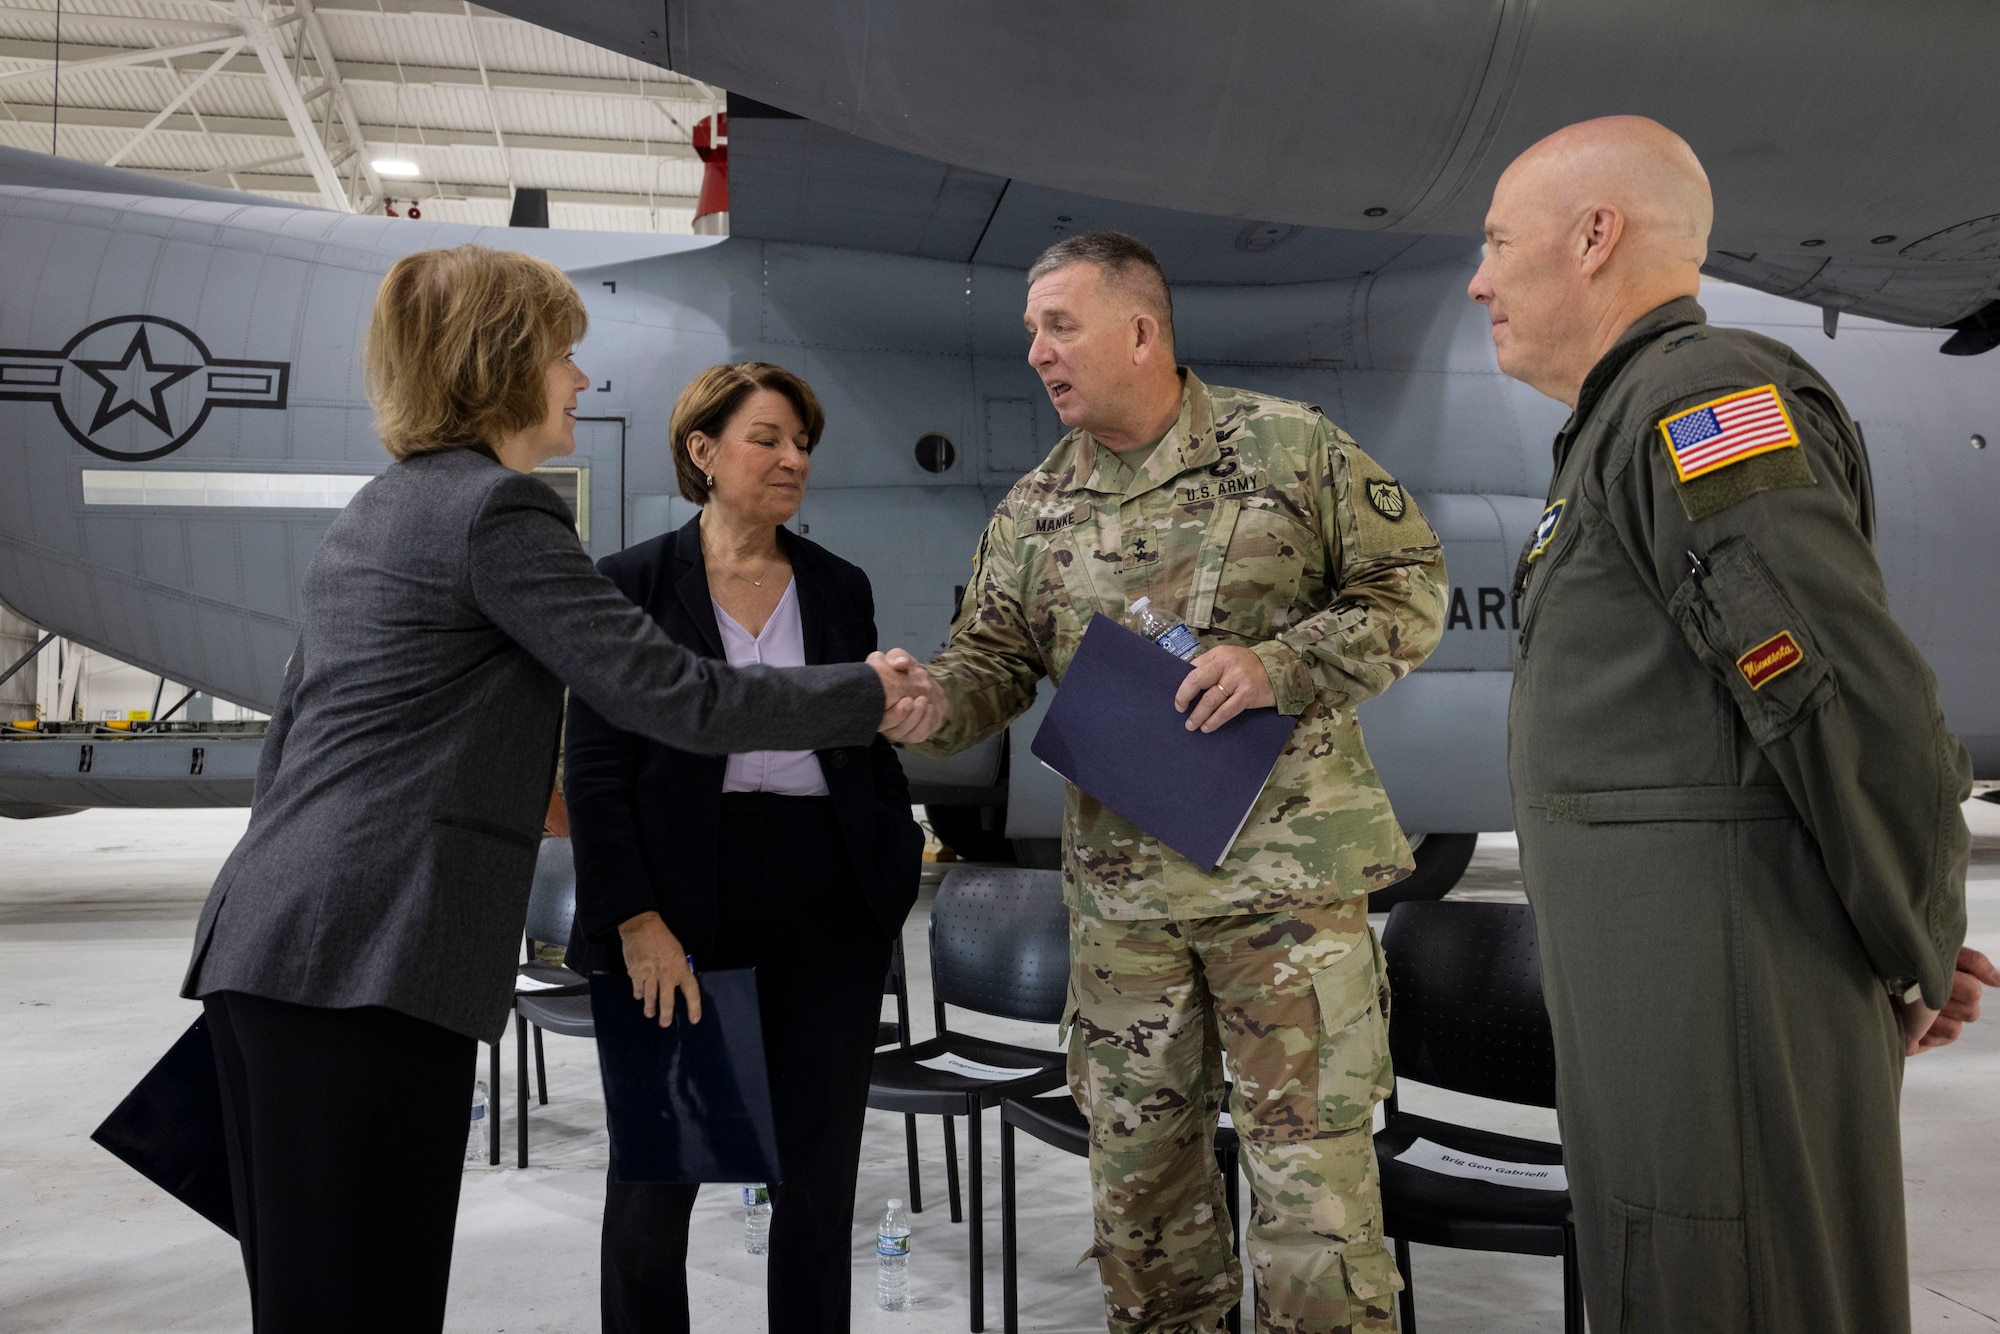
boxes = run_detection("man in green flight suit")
[901,232,1447,1333]
[1471,116,1999,1333]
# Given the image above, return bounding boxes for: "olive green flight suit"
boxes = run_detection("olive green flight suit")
[913,371,1446,1332]
[1510,297,1971,1334]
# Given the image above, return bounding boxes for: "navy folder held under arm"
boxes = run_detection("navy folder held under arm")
[590,968,781,1185]
[91,1015,237,1237]
[1030,614,1298,869]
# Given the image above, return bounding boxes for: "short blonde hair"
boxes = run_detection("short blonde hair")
[668,363,826,502]
[364,245,588,460]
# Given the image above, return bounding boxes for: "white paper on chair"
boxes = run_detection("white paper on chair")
[1394,1137,1567,1191]
[916,1052,1044,1081]
[514,974,567,992]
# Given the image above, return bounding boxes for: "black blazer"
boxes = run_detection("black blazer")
[566,516,925,965]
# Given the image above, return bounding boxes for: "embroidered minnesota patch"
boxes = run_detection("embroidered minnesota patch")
[1659,385,1801,483]
[1737,630,1805,690]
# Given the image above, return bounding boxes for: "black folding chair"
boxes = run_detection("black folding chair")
[1376,901,1582,1334]
[875,934,927,1212]
[492,837,589,1168]
[868,868,1069,1332]
[999,1087,1244,1334]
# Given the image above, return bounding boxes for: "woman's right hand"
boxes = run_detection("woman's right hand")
[618,910,700,1027]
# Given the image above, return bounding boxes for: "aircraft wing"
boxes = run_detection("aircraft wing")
[480,0,2000,344]
[0,144,320,211]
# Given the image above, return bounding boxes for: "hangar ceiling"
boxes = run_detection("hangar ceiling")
[0,0,716,231]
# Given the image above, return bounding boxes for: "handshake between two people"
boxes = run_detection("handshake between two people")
[866,641,1275,743]
[869,648,950,745]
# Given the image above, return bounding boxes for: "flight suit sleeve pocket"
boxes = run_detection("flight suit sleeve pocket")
[1312,932,1394,1131]
[1667,536,1835,745]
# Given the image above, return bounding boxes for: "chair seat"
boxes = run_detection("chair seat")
[1375,1111,1571,1255]
[1003,1088,1242,1158]
[516,961,588,998]
[869,1033,1065,1115]
[516,992,596,1039]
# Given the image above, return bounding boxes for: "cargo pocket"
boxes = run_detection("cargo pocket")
[1311,931,1393,1130]
[1610,1197,1750,1334]
[1667,536,1835,744]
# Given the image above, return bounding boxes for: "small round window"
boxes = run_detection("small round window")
[915,433,957,474]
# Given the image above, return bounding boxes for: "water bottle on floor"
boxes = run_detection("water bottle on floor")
[1128,596,1203,662]
[743,1184,772,1254]
[876,1198,911,1310]
[465,1081,488,1163]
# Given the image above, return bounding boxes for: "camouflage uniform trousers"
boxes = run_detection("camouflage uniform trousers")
[1066,895,1402,1334]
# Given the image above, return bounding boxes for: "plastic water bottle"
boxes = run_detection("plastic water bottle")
[1129,596,1203,662]
[465,1081,488,1163]
[876,1198,911,1310]
[743,1184,772,1254]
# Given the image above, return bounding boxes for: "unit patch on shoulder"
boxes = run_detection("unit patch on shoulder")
[1528,499,1566,560]
[1659,384,1800,483]
[1737,630,1805,690]
[1366,477,1407,522]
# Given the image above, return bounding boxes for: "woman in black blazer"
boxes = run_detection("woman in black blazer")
[567,363,926,1334]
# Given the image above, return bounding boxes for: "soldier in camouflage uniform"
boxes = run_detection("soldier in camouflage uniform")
[907,233,1446,1333]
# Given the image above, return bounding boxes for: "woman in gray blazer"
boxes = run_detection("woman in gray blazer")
[178,245,942,1333]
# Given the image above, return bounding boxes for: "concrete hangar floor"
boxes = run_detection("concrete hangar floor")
[1,809,1996,1332]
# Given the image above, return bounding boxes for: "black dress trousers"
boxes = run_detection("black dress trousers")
[601,793,894,1334]
[203,989,477,1333]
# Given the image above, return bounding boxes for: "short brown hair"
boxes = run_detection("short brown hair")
[1026,231,1174,349]
[364,245,588,460]
[668,363,826,503]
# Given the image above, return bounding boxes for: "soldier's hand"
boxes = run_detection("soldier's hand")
[871,649,949,744]
[1908,947,2000,1054]
[1174,645,1276,733]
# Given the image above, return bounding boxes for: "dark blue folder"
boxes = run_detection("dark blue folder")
[92,1016,237,1237]
[590,968,781,1185]
[1031,614,1298,868]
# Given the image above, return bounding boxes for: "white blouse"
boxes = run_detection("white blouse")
[712,579,832,796]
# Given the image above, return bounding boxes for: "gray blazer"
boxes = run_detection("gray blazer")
[182,448,882,1041]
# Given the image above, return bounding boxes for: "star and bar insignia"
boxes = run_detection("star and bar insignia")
[1366,477,1406,521]
[1658,384,1801,483]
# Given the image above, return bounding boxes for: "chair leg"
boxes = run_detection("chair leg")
[1395,1236,1415,1334]
[487,1040,501,1165]
[533,1025,549,1106]
[944,1114,964,1224]
[1561,1222,1585,1334]
[1000,1118,1017,1334]
[516,1012,530,1169]
[968,1105,985,1332]
[1220,1142,1241,1334]
[904,1113,924,1213]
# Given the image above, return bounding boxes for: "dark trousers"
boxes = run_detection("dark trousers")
[203,990,477,1333]
[601,793,894,1334]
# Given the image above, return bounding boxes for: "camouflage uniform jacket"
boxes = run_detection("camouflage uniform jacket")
[914,371,1447,919]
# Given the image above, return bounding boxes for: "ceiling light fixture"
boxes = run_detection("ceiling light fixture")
[372,159,421,178]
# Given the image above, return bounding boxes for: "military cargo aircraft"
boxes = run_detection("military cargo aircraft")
[4,2,1998,902]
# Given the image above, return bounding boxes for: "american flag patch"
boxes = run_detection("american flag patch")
[1658,385,1800,483]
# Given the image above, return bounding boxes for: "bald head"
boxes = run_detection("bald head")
[1469,116,1714,405]
[1504,117,1712,266]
